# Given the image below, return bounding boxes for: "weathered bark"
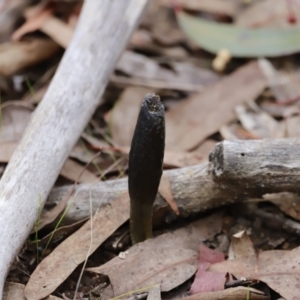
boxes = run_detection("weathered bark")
[209,138,300,194]
[0,0,148,298]
[46,138,300,228]
[0,39,60,76]
[47,164,212,227]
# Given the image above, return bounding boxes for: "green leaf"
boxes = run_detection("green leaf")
[176,10,300,57]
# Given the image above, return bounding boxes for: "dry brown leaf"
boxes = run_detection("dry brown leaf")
[0,103,32,161]
[110,74,204,92]
[35,185,76,232]
[182,286,268,300]
[142,2,185,47]
[194,140,216,158]
[130,29,153,49]
[0,141,17,162]
[0,39,60,77]
[25,192,130,300]
[69,142,98,164]
[12,3,73,48]
[235,0,300,28]
[258,59,300,103]
[260,100,293,118]
[40,16,73,48]
[165,61,268,151]
[116,51,219,88]
[0,102,33,142]
[0,104,97,183]
[12,7,53,41]
[110,86,148,146]
[263,192,300,221]
[147,284,161,300]
[81,132,110,150]
[87,213,223,299]
[95,247,197,298]
[162,150,204,167]
[160,0,239,16]
[235,102,284,138]
[228,230,256,260]
[118,145,204,168]
[190,244,226,294]
[158,172,179,215]
[28,218,88,249]
[129,29,188,59]
[116,50,175,81]
[22,83,49,104]
[60,158,99,183]
[0,0,33,42]
[209,247,300,300]
[4,282,61,300]
[286,114,300,137]
[220,122,257,140]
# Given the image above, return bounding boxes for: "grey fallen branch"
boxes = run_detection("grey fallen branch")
[209,138,300,193]
[47,138,300,228]
[0,0,148,298]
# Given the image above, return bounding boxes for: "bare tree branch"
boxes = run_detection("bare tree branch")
[0,0,149,297]
[47,138,300,229]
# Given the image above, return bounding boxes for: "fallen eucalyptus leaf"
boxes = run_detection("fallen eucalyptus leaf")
[176,10,300,57]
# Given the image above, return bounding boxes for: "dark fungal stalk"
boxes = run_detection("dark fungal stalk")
[128,93,165,244]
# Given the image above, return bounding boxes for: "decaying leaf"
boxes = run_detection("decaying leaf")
[4,282,61,300]
[60,158,99,183]
[28,218,88,249]
[263,192,300,221]
[161,0,239,17]
[194,140,216,158]
[91,247,198,299]
[0,102,33,162]
[35,185,78,232]
[158,172,179,215]
[235,0,300,28]
[182,286,268,300]
[87,213,223,299]
[220,121,259,140]
[235,102,284,138]
[209,247,300,300]
[190,244,226,294]
[165,61,268,151]
[118,145,204,168]
[0,103,98,182]
[228,230,256,260]
[0,102,33,142]
[286,114,300,138]
[110,86,148,146]
[0,39,60,76]
[12,6,53,41]
[12,3,75,48]
[25,192,130,300]
[258,59,300,103]
[116,50,219,88]
[147,284,161,300]
[0,141,18,162]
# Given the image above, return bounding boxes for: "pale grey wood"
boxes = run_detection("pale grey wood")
[46,138,300,229]
[0,0,148,297]
[47,164,214,227]
[209,138,300,193]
